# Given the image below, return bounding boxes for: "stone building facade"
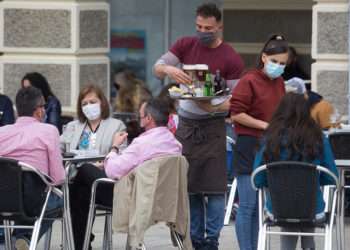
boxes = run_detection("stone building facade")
[0,0,348,117]
[0,0,110,113]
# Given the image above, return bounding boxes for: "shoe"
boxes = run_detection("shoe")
[15,237,29,250]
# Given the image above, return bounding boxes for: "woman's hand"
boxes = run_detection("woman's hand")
[231,113,268,130]
[112,131,128,147]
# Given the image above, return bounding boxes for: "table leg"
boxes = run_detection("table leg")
[63,165,75,250]
[337,168,345,250]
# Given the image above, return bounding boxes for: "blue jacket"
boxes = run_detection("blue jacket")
[0,94,15,126]
[253,136,338,214]
[45,95,62,133]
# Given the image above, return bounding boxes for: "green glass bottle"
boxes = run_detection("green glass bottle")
[203,73,213,96]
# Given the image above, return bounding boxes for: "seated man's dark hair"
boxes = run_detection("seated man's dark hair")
[196,3,222,22]
[144,98,170,127]
[16,86,44,117]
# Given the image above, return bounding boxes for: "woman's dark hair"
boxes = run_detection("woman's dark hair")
[21,72,55,102]
[196,3,222,22]
[77,85,110,123]
[263,92,324,162]
[256,34,289,69]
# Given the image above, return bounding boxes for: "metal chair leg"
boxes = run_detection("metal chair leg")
[106,214,113,250]
[43,225,53,250]
[224,179,237,225]
[83,204,96,250]
[4,220,12,250]
[170,229,184,250]
[102,216,109,250]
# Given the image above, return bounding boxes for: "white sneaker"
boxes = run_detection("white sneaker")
[15,238,29,250]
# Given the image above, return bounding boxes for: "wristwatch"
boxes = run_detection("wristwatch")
[110,145,119,153]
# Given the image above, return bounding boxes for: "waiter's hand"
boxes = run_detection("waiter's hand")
[112,132,128,147]
[164,65,192,84]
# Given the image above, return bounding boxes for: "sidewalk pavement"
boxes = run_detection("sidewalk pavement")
[39,217,349,249]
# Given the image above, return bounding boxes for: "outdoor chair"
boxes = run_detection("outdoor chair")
[224,135,238,225]
[82,178,116,250]
[0,157,66,250]
[251,161,339,250]
[112,155,191,250]
[328,131,350,249]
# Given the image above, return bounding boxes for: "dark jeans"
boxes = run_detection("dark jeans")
[189,193,225,250]
[14,173,63,240]
[70,164,114,250]
[14,193,62,240]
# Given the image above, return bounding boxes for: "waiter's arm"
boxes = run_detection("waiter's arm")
[153,51,192,84]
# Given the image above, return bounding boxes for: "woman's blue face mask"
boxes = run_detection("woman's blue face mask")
[265,60,286,79]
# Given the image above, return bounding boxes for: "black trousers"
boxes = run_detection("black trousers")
[69,164,114,250]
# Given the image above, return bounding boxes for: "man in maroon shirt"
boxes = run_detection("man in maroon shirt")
[153,3,244,250]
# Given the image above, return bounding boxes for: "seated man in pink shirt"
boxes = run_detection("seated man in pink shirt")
[70,98,182,250]
[0,86,65,250]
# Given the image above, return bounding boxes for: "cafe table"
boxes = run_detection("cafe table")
[62,155,106,250]
[334,159,350,250]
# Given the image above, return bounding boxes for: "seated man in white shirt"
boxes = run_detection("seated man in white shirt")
[70,98,182,250]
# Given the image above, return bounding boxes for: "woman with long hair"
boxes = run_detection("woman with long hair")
[253,92,338,250]
[230,34,289,250]
[22,72,62,132]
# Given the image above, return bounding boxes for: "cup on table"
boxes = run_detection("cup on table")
[62,124,74,152]
[330,109,341,128]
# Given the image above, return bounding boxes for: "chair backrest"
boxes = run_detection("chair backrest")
[328,132,350,159]
[0,157,27,220]
[266,161,318,224]
[0,157,47,221]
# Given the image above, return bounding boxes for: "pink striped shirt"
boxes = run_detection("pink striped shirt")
[104,126,182,179]
[0,117,65,185]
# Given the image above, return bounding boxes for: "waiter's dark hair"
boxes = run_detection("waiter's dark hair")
[144,98,169,127]
[16,86,44,117]
[256,34,289,69]
[196,3,222,22]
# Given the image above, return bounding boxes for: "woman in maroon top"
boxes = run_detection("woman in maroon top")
[230,34,289,250]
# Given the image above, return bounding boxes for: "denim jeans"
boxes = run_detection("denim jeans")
[189,193,225,249]
[14,192,63,240]
[235,175,258,250]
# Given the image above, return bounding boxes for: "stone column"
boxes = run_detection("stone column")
[312,0,349,117]
[0,0,110,113]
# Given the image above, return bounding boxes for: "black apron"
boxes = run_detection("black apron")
[176,116,227,193]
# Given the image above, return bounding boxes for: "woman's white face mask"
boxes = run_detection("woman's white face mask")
[82,103,101,121]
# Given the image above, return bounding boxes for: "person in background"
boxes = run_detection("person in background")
[60,85,126,154]
[21,72,62,133]
[0,93,15,126]
[114,69,152,113]
[282,46,310,81]
[307,90,335,130]
[158,83,179,134]
[60,84,126,250]
[230,34,288,250]
[154,3,244,250]
[253,92,338,250]
[70,98,182,250]
[0,86,64,250]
